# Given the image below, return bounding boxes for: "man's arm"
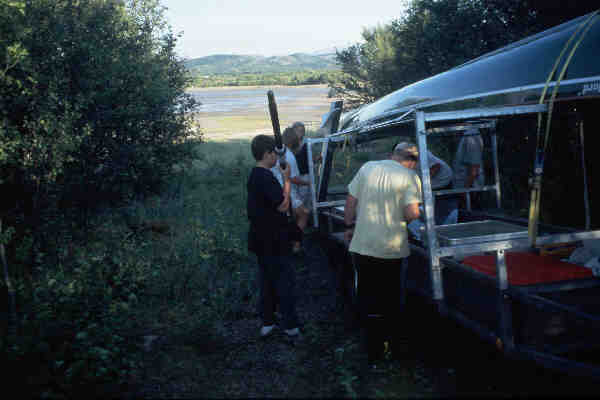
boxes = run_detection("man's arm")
[290,176,309,186]
[276,164,292,212]
[466,164,481,188]
[430,163,441,178]
[404,202,421,223]
[344,194,358,242]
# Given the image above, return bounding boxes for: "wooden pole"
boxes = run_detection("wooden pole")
[267,90,286,169]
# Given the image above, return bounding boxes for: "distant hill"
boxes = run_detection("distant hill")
[184,53,339,75]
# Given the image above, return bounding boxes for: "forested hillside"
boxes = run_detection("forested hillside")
[185,52,338,75]
[185,53,342,87]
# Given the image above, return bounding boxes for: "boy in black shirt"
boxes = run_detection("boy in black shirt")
[247,135,301,337]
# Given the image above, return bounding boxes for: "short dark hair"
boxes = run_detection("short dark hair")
[291,121,305,131]
[282,127,300,151]
[391,141,419,161]
[251,135,276,161]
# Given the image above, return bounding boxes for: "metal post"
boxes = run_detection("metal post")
[491,124,502,208]
[496,249,514,352]
[317,141,336,202]
[316,102,343,204]
[496,249,509,290]
[307,139,319,227]
[579,120,591,230]
[416,111,444,301]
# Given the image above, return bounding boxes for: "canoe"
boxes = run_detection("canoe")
[340,11,600,132]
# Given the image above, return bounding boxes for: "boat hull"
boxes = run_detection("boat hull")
[341,12,600,131]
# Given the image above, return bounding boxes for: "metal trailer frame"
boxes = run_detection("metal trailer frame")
[308,101,600,377]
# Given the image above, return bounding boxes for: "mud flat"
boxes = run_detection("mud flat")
[192,85,340,141]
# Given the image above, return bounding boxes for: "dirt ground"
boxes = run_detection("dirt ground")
[129,231,600,398]
[130,234,436,398]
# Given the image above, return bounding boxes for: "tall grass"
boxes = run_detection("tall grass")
[2,136,259,397]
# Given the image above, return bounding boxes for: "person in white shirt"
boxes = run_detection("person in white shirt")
[291,121,316,210]
[344,142,422,364]
[270,127,309,253]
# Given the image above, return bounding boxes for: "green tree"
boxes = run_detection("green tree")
[1,0,197,218]
[330,24,399,108]
[0,0,198,286]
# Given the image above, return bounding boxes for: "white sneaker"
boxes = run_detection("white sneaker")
[284,327,300,337]
[260,325,276,337]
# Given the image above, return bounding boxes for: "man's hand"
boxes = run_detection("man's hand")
[466,164,480,188]
[344,194,358,244]
[344,228,354,243]
[279,162,291,180]
[404,203,421,222]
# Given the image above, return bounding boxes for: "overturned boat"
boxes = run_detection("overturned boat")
[338,10,600,133]
[300,10,600,377]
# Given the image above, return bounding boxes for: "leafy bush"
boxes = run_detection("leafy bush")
[0,0,198,233]
[4,235,150,397]
[0,0,205,396]
[192,70,344,88]
[1,147,259,397]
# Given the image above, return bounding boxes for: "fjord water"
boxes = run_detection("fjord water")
[189,86,331,114]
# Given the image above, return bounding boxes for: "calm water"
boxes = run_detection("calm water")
[189,86,330,114]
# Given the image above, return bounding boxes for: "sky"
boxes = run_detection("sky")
[162,0,406,59]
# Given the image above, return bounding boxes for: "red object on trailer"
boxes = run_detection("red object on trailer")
[462,252,593,286]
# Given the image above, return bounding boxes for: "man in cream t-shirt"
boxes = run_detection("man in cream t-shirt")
[343,142,422,365]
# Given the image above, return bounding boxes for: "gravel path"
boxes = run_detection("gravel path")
[130,234,600,398]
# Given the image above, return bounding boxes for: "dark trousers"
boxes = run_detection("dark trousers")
[435,194,459,225]
[351,253,408,362]
[434,183,459,225]
[256,253,299,330]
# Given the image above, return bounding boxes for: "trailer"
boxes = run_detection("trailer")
[301,11,600,376]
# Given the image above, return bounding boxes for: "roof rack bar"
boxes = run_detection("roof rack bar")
[424,104,547,122]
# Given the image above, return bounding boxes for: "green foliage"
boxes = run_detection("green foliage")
[192,69,344,88]
[2,143,257,397]
[330,24,401,107]
[5,234,150,395]
[0,0,198,230]
[0,0,204,396]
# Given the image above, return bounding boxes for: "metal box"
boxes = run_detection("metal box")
[436,220,528,246]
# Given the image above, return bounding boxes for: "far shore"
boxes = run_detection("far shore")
[186,83,329,92]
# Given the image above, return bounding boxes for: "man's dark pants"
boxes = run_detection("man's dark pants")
[256,253,299,330]
[352,253,408,362]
